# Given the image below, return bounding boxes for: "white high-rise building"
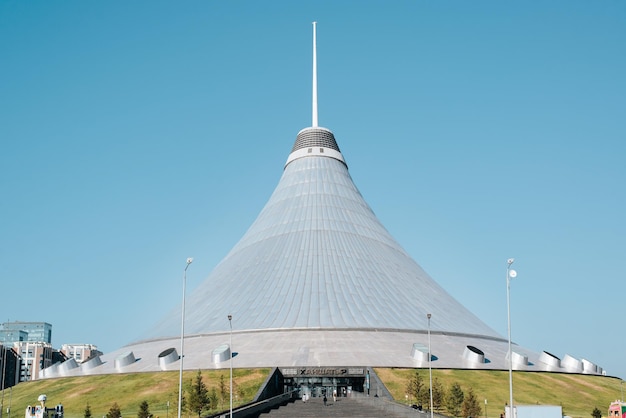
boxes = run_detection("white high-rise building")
[15,341,53,381]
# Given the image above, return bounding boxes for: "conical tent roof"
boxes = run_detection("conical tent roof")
[54,125,602,377]
[47,24,603,378]
[147,126,501,340]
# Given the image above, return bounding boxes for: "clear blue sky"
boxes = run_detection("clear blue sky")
[1,1,624,383]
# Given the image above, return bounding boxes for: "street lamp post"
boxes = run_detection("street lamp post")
[177,257,193,418]
[506,258,517,418]
[427,313,434,418]
[228,314,233,418]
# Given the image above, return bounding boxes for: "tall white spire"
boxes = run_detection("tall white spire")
[312,21,318,127]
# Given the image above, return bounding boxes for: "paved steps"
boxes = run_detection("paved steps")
[258,396,414,418]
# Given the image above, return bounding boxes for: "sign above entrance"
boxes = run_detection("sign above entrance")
[281,367,366,377]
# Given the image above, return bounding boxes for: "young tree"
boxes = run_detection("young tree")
[419,381,431,408]
[432,377,444,411]
[106,403,122,418]
[219,374,228,408]
[405,370,425,405]
[170,389,185,415]
[592,407,602,418]
[84,404,92,418]
[209,387,219,412]
[137,401,151,418]
[462,387,482,418]
[187,370,210,417]
[445,382,464,417]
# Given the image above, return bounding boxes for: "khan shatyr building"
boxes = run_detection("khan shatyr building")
[42,24,603,387]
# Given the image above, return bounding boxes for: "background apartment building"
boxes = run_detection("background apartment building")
[0,344,20,389]
[0,322,52,344]
[60,344,102,364]
[0,322,100,382]
[0,321,53,382]
[14,341,53,381]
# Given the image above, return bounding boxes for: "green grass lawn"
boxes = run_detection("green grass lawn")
[375,368,623,418]
[3,368,622,418]
[4,369,271,418]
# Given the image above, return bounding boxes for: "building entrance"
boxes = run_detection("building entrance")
[279,367,367,399]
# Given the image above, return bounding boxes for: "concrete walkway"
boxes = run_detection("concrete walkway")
[259,396,422,418]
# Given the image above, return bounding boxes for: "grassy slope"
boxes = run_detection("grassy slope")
[374,368,623,418]
[5,369,622,418]
[6,369,271,418]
